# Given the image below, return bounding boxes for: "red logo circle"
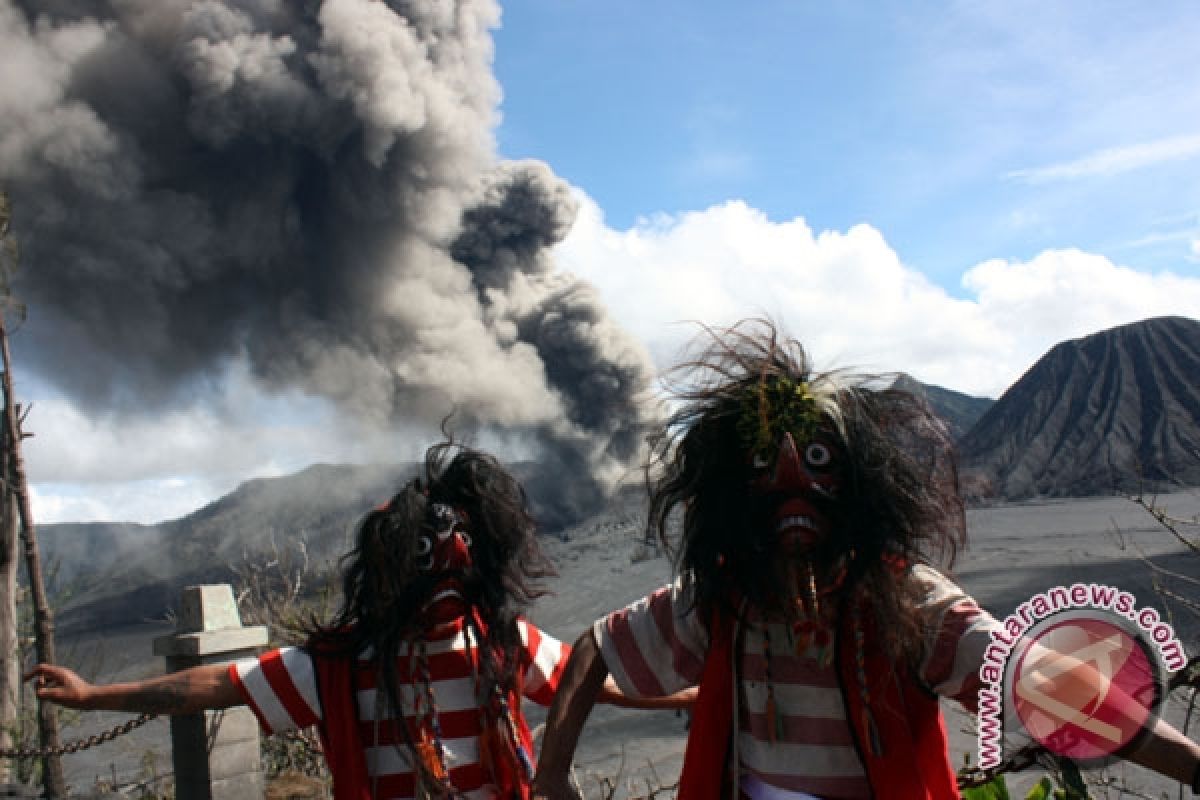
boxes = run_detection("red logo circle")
[1008,612,1161,763]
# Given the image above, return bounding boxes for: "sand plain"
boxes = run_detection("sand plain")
[526,491,1200,800]
[45,491,1200,798]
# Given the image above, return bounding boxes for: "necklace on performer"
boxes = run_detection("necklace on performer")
[784,560,839,663]
[410,640,455,799]
[463,616,536,794]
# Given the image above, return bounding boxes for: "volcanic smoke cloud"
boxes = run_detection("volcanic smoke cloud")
[0,0,655,526]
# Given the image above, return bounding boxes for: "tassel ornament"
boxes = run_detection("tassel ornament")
[409,642,455,798]
[494,687,535,780]
[465,615,535,800]
[761,625,786,745]
[765,690,785,744]
[416,729,449,782]
[805,561,821,619]
[861,707,884,758]
[793,619,813,655]
[852,606,884,757]
[812,626,834,667]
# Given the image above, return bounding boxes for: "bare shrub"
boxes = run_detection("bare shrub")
[233,538,339,794]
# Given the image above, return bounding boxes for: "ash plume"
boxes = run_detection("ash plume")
[0,0,655,527]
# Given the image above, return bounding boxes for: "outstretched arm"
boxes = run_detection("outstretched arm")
[1126,717,1200,790]
[533,629,610,800]
[1015,643,1200,791]
[26,663,244,716]
[599,678,697,709]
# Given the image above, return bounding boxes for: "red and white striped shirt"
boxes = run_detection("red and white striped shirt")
[594,565,1001,800]
[229,617,569,800]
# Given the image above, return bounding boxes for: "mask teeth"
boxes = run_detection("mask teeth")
[775,515,815,534]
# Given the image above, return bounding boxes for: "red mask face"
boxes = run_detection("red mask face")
[748,430,842,555]
[417,503,474,624]
[419,503,473,573]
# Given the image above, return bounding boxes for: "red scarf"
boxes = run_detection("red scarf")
[677,604,960,800]
[312,646,371,800]
[677,610,736,800]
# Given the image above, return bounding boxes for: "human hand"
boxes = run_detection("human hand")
[25,664,96,709]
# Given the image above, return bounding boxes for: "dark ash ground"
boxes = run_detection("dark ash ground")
[54,492,1200,798]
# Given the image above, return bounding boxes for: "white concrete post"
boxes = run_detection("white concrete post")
[153,585,269,800]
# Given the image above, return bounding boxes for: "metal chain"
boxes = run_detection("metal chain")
[0,713,157,759]
[0,715,324,765]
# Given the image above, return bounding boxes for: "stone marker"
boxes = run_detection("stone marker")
[154,585,268,800]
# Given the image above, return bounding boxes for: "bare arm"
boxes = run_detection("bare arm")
[1018,643,1200,790]
[26,663,244,716]
[533,629,610,800]
[1126,716,1200,788]
[598,678,697,709]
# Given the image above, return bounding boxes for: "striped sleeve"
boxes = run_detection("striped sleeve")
[229,646,322,735]
[517,619,570,706]
[593,576,708,699]
[911,564,1004,711]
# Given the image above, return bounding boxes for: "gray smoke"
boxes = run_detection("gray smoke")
[0,0,655,527]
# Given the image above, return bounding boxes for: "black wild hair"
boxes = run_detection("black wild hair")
[646,318,965,664]
[306,440,552,771]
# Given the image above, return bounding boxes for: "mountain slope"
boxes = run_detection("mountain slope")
[43,315,1200,631]
[41,459,606,632]
[959,316,1200,500]
[41,463,413,632]
[892,374,993,441]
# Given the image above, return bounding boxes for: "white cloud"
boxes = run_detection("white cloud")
[26,193,1200,524]
[21,361,435,524]
[556,191,1200,400]
[1007,134,1200,184]
[29,480,228,527]
[961,249,1200,339]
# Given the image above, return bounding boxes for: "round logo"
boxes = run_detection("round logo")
[1007,610,1162,763]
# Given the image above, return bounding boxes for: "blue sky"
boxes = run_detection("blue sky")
[494,1,1200,290]
[10,0,1200,524]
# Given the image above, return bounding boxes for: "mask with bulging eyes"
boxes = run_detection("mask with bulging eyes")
[747,430,842,555]
[418,503,474,573]
[416,503,475,624]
